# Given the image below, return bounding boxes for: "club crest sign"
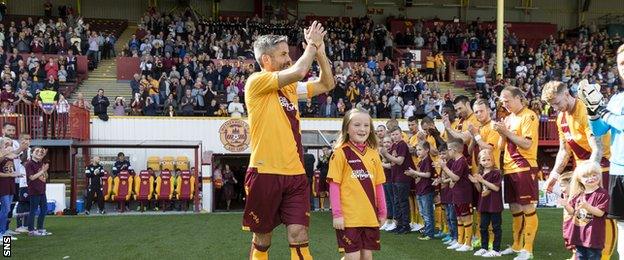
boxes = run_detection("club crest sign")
[219,119,250,152]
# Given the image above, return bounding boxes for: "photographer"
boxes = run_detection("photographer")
[84,156,105,215]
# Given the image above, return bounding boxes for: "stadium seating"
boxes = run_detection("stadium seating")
[101,170,113,201]
[112,170,133,212]
[161,156,175,171]
[176,170,195,211]
[175,156,189,171]
[147,156,161,171]
[155,170,174,211]
[134,170,154,211]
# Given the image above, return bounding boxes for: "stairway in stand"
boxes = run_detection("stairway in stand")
[69,26,137,115]
[69,59,132,115]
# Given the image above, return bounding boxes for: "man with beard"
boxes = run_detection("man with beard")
[243,21,334,260]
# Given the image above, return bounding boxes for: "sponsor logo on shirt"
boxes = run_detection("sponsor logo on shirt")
[279,96,296,112]
[351,169,372,180]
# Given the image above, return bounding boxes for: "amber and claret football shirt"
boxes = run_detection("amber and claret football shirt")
[245,71,312,175]
[503,107,539,174]
[327,144,386,227]
[556,100,611,167]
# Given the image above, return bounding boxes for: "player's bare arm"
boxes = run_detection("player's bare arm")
[493,120,532,150]
[276,21,325,88]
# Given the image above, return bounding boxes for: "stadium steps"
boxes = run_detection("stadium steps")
[115,25,138,53]
[437,81,471,98]
[69,59,132,115]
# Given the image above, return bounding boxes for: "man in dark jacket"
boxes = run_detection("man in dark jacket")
[112,152,133,177]
[91,89,110,121]
[84,156,105,215]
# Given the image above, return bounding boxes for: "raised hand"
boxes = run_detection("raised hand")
[468,124,478,137]
[442,114,451,129]
[304,21,326,48]
[577,196,589,210]
[42,163,50,172]
[468,174,478,184]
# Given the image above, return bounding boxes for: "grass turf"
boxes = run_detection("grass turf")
[10,208,580,259]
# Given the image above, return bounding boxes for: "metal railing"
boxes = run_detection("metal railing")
[449,57,486,82]
[0,103,90,140]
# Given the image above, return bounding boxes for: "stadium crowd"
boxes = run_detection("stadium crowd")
[112,10,623,121]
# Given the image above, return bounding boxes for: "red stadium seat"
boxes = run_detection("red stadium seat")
[134,170,154,211]
[101,170,113,201]
[176,170,195,211]
[112,171,133,212]
[155,170,174,211]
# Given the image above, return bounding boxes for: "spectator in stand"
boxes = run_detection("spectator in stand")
[57,66,67,82]
[425,52,435,81]
[227,96,244,118]
[162,93,176,114]
[72,92,90,110]
[179,89,195,116]
[130,73,141,97]
[403,100,416,119]
[37,84,58,138]
[302,98,317,118]
[44,75,59,92]
[113,97,126,116]
[129,93,143,116]
[206,99,219,116]
[475,65,487,94]
[319,96,337,118]
[389,90,404,119]
[91,89,110,121]
[435,52,446,82]
[44,58,58,80]
[142,96,157,116]
[215,103,228,117]
[56,94,70,138]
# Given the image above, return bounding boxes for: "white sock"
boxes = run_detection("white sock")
[617,221,624,260]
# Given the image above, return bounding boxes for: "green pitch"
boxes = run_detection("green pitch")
[8,208,594,259]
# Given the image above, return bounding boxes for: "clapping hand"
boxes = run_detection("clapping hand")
[303,21,326,50]
[468,174,478,184]
[442,114,451,129]
[468,124,479,137]
[492,120,507,135]
[41,163,50,172]
[577,196,589,210]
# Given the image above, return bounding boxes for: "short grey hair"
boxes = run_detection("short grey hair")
[253,35,288,67]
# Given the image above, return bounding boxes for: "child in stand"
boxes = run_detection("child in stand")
[440,141,473,252]
[469,149,503,257]
[405,142,436,240]
[328,109,387,259]
[561,162,610,260]
[558,171,575,259]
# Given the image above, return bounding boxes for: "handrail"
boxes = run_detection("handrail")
[0,103,91,140]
